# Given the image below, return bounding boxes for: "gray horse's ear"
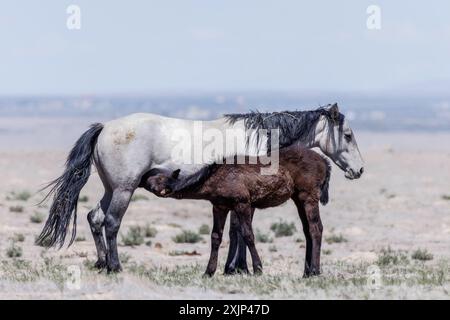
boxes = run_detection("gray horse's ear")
[329,103,340,122]
[171,169,181,179]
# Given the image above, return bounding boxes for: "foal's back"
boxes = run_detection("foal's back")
[189,145,330,208]
[200,163,295,209]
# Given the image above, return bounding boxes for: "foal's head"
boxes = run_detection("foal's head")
[145,169,180,197]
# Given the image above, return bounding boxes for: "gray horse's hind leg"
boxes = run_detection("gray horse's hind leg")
[87,192,112,270]
[104,188,134,273]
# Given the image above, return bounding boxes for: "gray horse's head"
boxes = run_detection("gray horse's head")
[313,103,364,180]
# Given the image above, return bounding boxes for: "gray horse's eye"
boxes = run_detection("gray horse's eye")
[344,133,352,141]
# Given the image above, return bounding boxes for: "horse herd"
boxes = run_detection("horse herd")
[37,103,364,277]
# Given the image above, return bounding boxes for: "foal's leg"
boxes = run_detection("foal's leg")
[104,188,134,273]
[87,192,111,270]
[204,206,228,277]
[292,196,322,277]
[235,205,262,275]
[303,200,323,276]
[224,209,254,275]
[292,196,313,276]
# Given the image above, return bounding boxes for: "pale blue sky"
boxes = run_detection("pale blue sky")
[0,1,449,95]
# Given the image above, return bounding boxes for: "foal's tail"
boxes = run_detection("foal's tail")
[36,123,104,248]
[319,159,332,205]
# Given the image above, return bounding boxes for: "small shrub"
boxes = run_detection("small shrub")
[144,225,157,238]
[270,221,296,237]
[198,224,210,235]
[11,233,25,242]
[441,195,450,201]
[78,195,89,203]
[295,237,304,243]
[77,251,88,258]
[6,242,23,258]
[323,249,332,255]
[168,223,181,228]
[8,191,32,201]
[377,247,409,266]
[255,229,273,243]
[119,252,132,264]
[412,249,433,261]
[131,194,149,202]
[75,235,86,242]
[30,212,45,223]
[269,245,278,252]
[145,240,152,247]
[172,230,202,243]
[325,234,348,244]
[9,206,24,213]
[121,226,144,246]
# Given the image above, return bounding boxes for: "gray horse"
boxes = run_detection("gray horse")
[37,103,363,273]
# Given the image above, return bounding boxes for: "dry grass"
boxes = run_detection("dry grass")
[325,234,348,244]
[121,226,145,246]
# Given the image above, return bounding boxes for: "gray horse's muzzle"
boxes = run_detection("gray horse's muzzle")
[345,167,364,180]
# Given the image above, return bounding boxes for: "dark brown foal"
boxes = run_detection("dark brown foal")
[141,145,330,277]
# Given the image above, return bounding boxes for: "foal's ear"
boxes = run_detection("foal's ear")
[171,169,181,179]
[329,103,340,122]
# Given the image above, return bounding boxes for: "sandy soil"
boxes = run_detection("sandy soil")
[0,123,449,299]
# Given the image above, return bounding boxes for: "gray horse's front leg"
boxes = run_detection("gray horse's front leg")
[104,189,133,273]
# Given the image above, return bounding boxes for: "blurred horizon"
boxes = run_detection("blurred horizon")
[1,91,450,132]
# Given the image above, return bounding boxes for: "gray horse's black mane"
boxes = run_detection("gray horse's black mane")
[171,105,343,195]
[225,105,344,149]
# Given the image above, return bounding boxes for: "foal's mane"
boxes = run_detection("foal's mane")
[225,106,344,149]
[172,163,220,194]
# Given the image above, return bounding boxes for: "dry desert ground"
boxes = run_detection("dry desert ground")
[0,117,449,299]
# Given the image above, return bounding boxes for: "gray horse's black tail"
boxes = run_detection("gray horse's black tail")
[319,158,332,205]
[36,123,104,248]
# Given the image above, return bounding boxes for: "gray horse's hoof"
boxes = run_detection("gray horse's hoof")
[107,263,123,274]
[94,259,107,270]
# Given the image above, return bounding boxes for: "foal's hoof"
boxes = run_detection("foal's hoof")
[253,267,263,276]
[203,271,215,278]
[303,269,321,278]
